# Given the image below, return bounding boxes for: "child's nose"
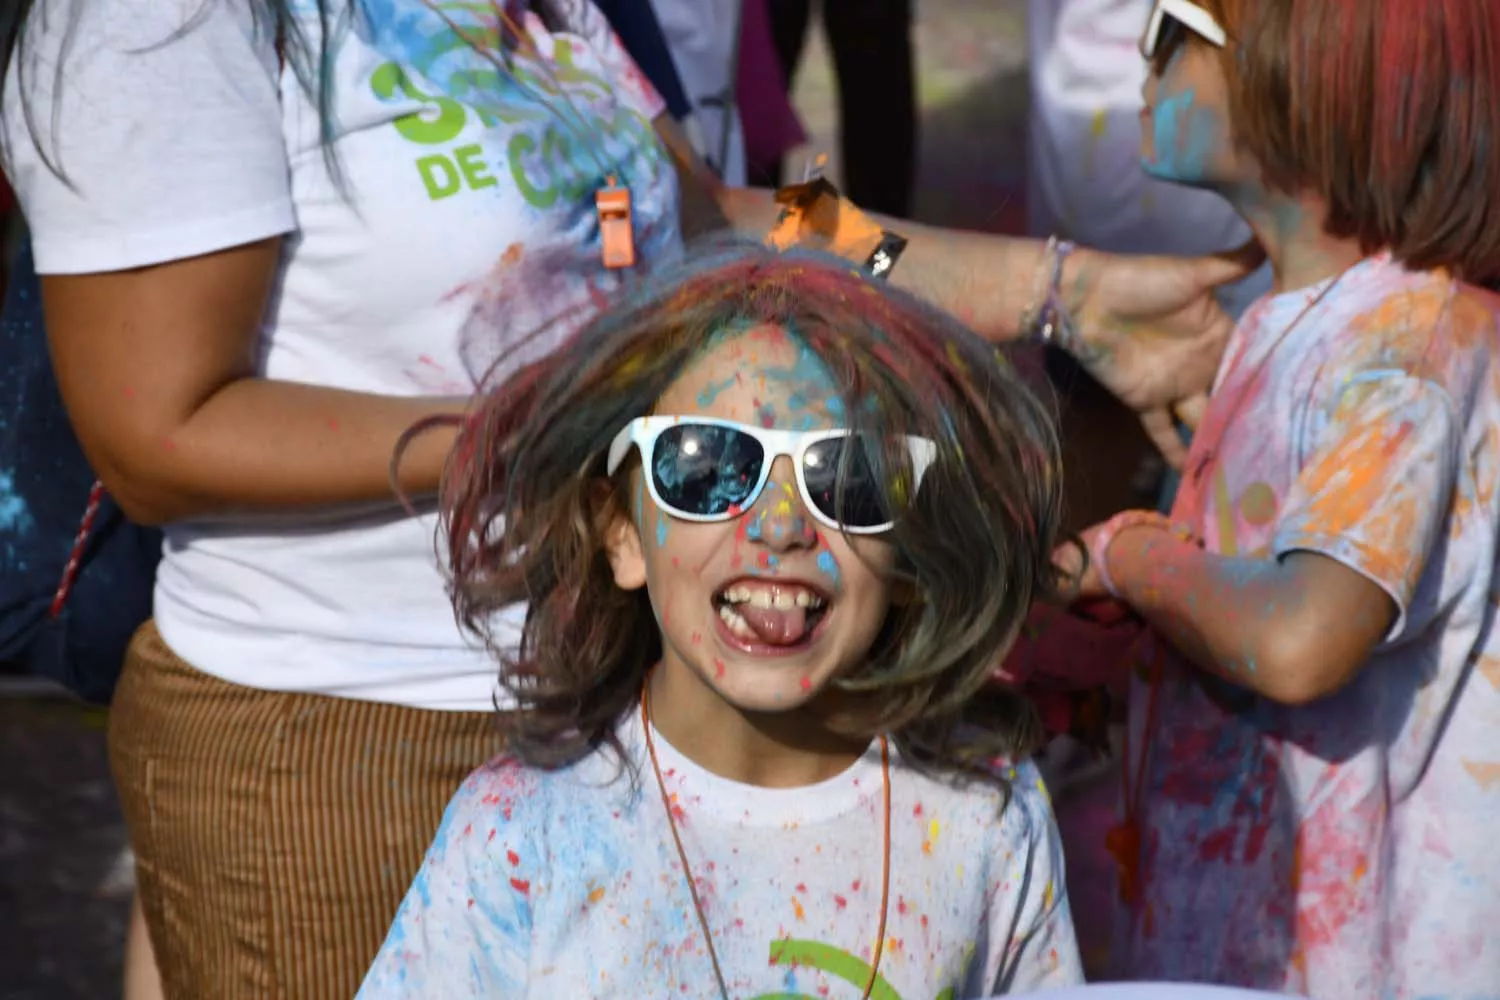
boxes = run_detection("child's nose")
[751,456,818,549]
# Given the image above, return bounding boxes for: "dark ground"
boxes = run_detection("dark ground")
[0,694,131,999]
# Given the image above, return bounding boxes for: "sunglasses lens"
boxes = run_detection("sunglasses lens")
[651,424,765,517]
[802,437,896,530]
[1152,14,1187,69]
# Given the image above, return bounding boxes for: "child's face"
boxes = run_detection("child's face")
[1139,36,1246,188]
[605,325,899,715]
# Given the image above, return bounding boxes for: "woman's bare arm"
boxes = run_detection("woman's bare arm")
[44,238,464,526]
[655,115,1259,469]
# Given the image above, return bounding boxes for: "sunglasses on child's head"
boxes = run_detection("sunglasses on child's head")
[1140,0,1227,68]
[606,416,939,535]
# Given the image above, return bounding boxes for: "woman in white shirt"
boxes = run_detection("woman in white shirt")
[1,0,1255,994]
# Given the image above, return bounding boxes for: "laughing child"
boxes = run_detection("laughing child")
[357,245,1085,998]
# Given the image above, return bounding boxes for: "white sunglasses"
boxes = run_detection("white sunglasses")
[606,416,938,535]
[1141,0,1227,61]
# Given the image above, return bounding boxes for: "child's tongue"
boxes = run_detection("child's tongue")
[737,604,810,645]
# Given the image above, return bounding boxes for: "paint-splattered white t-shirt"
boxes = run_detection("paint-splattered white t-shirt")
[1118,254,1500,996]
[358,711,1082,998]
[4,0,680,709]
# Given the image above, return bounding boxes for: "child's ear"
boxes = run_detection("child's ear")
[601,480,648,591]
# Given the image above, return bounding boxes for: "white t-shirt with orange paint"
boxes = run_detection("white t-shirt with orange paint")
[1121,254,1500,995]
[358,711,1084,998]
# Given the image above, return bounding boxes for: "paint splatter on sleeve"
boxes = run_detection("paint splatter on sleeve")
[1271,371,1461,641]
[356,763,534,998]
[987,762,1085,993]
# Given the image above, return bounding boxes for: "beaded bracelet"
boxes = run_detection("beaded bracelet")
[1021,236,1078,348]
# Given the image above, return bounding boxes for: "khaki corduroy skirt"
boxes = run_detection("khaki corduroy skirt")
[108,621,501,999]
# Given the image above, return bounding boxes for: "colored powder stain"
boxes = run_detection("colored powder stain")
[913,803,923,817]
[815,551,841,587]
[922,819,941,854]
[588,886,606,905]
[791,896,806,921]
[757,551,779,570]
[695,375,738,408]
[671,556,681,568]
[834,894,848,910]
[744,516,765,542]
[326,417,340,432]
[655,513,669,548]
[799,675,812,692]
[509,877,530,895]
[944,341,968,375]
[0,470,36,535]
[897,897,910,916]
[1145,86,1218,182]
[1090,107,1108,138]
[690,631,702,645]
[714,658,726,679]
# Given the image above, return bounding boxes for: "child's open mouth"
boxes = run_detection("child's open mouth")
[713,580,831,650]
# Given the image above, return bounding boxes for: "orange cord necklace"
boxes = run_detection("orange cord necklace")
[640,687,892,1000]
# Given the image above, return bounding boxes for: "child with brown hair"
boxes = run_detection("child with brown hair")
[358,244,1084,998]
[1063,0,1500,993]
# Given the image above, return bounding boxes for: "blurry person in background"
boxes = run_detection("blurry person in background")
[647,0,747,183]
[1024,0,1269,977]
[766,0,916,216]
[1028,0,1265,316]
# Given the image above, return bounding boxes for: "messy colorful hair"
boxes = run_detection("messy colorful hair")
[1197,0,1500,284]
[441,240,1065,777]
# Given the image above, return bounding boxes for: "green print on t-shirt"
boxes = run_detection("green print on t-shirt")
[751,939,958,1000]
[368,37,658,207]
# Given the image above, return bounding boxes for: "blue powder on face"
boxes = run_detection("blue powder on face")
[655,511,669,548]
[695,375,738,408]
[1142,74,1221,184]
[756,337,841,430]
[815,550,841,588]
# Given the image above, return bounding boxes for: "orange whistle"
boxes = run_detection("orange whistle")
[597,182,635,269]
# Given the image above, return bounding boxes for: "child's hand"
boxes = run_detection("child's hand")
[1061,510,1194,602]
[1054,532,1106,601]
